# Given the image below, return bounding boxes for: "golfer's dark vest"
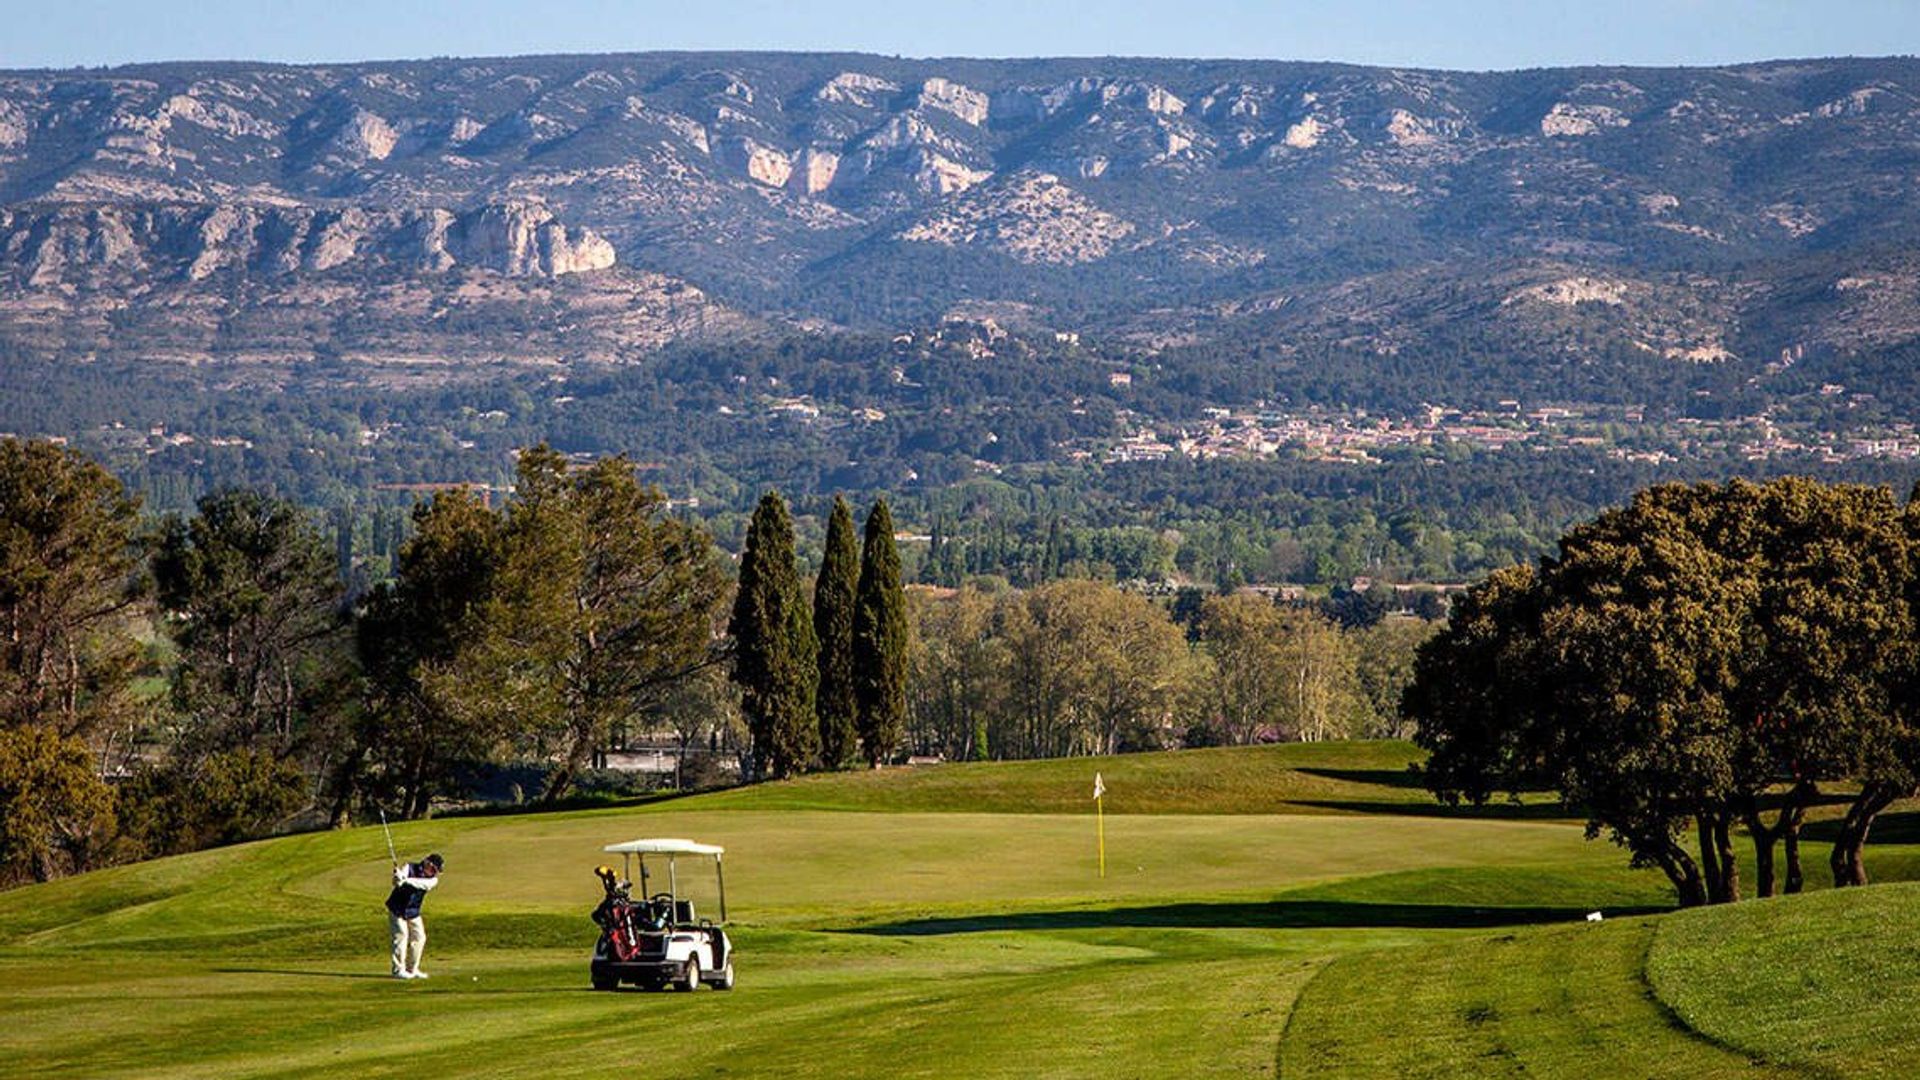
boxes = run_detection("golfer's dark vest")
[386,865,431,918]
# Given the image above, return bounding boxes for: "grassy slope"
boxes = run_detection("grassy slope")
[687,740,1444,815]
[1,742,1917,1077]
[1280,877,1920,1079]
[1280,916,1796,1079]
[1650,883,1920,1076]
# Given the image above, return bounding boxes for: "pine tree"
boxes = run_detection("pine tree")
[354,488,503,822]
[154,488,345,752]
[853,498,909,767]
[729,491,819,780]
[0,439,143,737]
[813,496,859,770]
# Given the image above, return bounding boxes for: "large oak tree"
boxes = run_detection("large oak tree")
[1409,477,1920,906]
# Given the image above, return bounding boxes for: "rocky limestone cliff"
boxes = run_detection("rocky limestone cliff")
[0,200,614,287]
[6,52,1920,360]
[917,78,991,126]
[444,202,616,276]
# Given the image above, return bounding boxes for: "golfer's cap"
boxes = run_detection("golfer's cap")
[424,853,444,870]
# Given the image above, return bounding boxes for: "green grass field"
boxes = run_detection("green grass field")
[4,742,1918,1077]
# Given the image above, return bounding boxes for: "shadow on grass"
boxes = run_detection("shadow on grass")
[1294,767,1429,790]
[838,898,1668,937]
[1805,807,1920,845]
[1291,799,1574,821]
[213,968,394,981]
[214,968,607,993]
[439,787,712,819]
[61,912,586,959]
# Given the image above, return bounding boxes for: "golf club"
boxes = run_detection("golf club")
[379,808,398,870]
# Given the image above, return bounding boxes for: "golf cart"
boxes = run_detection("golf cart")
[589,838,735,992]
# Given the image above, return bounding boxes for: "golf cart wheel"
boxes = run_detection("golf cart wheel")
[592,975,618,992]
[676,957,700,992]
[713,962,735,991]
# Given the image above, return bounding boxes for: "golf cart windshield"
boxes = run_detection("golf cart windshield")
[603,838,727,923]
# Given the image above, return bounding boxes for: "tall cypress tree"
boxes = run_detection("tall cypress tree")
[853,498,909,767]
[813,496,859,770]
[728,491,818,780]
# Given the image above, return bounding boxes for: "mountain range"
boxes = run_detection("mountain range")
[4,52,1920,379]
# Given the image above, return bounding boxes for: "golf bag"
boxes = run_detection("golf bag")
[591,866,643,961]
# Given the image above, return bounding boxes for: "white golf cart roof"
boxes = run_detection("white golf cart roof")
[604,838,724,857]
[602,838,729,921]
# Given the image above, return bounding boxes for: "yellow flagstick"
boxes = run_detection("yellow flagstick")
[1097,796,1105,879]
[1093,772,1106,878]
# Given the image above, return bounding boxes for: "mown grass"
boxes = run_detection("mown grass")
[691,740,1521,816]
[2,741,1918,1077]
[11,816,1610,1077]
[1279,876,1920,1078]
[1650,882,1920,1076]
[1280,914,1799,1079]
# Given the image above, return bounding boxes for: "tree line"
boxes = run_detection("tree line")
[714,485,1439,773]
[1408,476,1920,906]
[0,436,1448,884]
[906,584,1433,762]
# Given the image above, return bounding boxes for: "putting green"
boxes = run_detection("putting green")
[3,743,1917,1077]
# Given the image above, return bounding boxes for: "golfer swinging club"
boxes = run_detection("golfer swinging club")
[386,852,444,980]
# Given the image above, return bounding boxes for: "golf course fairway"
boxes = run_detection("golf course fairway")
[5,741,1919,1078]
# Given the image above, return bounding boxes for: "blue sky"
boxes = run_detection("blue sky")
[4,1,1918,71]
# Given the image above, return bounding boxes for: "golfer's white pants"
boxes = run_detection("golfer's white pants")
[390,914,426,975]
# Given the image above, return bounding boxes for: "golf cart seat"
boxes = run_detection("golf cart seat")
[675,899,695,924]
